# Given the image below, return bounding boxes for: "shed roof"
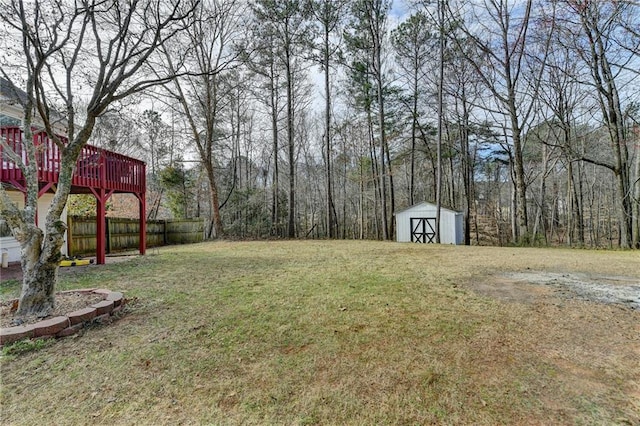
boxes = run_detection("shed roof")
[394,201,462,216]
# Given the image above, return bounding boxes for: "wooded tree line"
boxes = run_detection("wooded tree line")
[105,0,636,247]
[8,0,640,249]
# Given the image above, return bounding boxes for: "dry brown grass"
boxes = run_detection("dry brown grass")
[1,241,638,425]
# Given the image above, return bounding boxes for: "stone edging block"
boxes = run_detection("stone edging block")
[0,325,35,346]
[67,307,97,325]
[106,292,124,307]
[92,300,114,316]
[0,288,125,347]
[32,316,69,338]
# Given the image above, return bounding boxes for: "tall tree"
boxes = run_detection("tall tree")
[346,0,393,240]
[137,109,172,220]
[139,110,172,177]
[308,0,347,238]
[447,0,550,243]
[555,0,638,248]
[341,50,382,238]
[391,12,435,206]
[252,0,311,238]
[444,38,485,245]
[0,0,195,316]
[535,16,588,246]
[244,24,285,236]
[162,0,245,239]
[435,0,446,243]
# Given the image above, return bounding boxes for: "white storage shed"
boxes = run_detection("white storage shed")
[395,202,464,244]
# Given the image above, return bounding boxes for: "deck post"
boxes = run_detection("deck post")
[92,188,114,265]
[96,189,107,265]
[138,193,146,256]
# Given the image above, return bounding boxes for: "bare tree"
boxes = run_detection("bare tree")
[0,0,195,316]
[162,0,245,239]
[446,0,550,243]
[244,25,285,236]
[308,0,347,238]
[554,0,638,248]
[435,0,446,243]
[391,11,436,207]
[252,0,311,238]
[137,109,172,220]
[444,38,485,245]
[346,0,393,240]
[535,17,588,246]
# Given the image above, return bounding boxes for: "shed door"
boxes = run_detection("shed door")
[410,217,436,243]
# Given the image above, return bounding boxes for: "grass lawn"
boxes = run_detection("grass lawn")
[1,241,639,425]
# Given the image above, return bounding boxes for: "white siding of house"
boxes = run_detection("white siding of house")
[395,202,464,245]
[0,191,68,263]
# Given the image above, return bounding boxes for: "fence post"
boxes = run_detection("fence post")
[67,215,74,258]
[106,217,112,255]
[163,220,168,246]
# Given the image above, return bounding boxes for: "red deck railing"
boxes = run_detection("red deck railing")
[1,126,145,194]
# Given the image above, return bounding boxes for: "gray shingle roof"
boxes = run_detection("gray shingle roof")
[0,77,28,104]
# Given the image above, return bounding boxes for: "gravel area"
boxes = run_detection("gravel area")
[494,272,640,310]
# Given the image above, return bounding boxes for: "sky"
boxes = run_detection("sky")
[390,0,411,20]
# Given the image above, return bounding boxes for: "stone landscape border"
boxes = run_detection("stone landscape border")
[0,289,124,347]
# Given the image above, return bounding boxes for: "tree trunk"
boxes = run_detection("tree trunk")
[435,0,444,243]
[633,125,640,248]
[368,109,381,240]
[323,21,336,239]
[271,77,280,237]
[206,165,224,238]
[383,130,395,238]
[459,98,472,246]
[577,2,633,248]
[370,2,389,240]
[10,121,84,316]
[286,49,296,239]
[410,62,419,206]
[9,201,68,317]
[359,156,365,239]
[567,160,585,246]
[18,230,59,317]
[576,162,585,245]
[376,81,388,240]
[509,118,529,243]
[537,144,549,244]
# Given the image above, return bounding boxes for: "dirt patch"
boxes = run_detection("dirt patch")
[0,292,105,328]
[470,271,640,310]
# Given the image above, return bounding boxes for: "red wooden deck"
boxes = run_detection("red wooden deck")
[1,126,146,264]
[1,126,145,195]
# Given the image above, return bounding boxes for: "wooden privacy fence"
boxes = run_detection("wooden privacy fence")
[67,216,204,257]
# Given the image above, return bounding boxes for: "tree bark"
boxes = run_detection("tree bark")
[435,0,445,244]
[286,48,296,239]
[633,125,640,248]
[271,74,280,237]
[374,45,389,240]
